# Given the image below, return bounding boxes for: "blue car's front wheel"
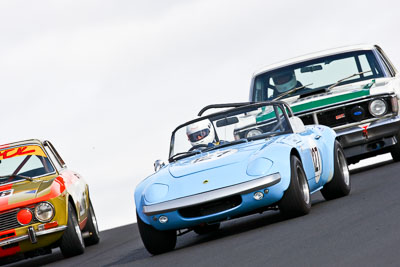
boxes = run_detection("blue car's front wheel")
[278,155,311,218]
[136,212,177,255]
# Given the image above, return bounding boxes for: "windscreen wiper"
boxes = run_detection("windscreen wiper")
[326,70,372,91]
[275,83,313,100]
[247,132,278,141]
[203,139,248,152]
[0,174,33,182]
[169,151,200,162]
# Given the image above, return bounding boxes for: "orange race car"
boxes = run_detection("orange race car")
[0,139,99,264]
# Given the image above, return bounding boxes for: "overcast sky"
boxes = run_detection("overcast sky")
[1,0,399,230]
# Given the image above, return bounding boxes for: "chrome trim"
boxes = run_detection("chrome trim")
[0,235,28,246]
[335,115,400,134]
[0,225,67,247]
[143,173,281,216]
[36,225,67,236]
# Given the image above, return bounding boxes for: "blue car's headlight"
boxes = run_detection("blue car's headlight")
[246,158,273,176]
[144,183,169,203]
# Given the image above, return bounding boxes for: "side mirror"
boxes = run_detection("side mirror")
[154,160,165,172]
[289,116,306,133]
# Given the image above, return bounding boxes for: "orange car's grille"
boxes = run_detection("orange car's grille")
[0,208,38,232]
[0,209,20,232]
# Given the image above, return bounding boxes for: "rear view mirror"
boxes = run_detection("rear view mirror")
[154,160,165,172]
[216,116,239,127]
[300,65,323,73]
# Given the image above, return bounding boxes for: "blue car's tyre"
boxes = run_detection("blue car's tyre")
[136,213,176,255]
[321,141,350,200]
[278,155,311,218]
[193,223,220,235]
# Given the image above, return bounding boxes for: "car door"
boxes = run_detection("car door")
[297,130,323,191]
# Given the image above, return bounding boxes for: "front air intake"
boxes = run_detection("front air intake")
[178,195,242,218]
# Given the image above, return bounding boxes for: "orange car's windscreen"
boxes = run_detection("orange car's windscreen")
[0,145,55,184]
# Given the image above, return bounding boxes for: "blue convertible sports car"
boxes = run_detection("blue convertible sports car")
[135,101,350,255]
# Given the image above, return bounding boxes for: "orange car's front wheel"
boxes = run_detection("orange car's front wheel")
[59,202,85,258]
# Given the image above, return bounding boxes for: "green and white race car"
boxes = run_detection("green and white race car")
[250,44,400,164]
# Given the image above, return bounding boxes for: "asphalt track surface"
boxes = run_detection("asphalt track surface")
[5,159,400,267]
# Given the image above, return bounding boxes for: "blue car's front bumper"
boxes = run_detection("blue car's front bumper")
[139,173,284,231]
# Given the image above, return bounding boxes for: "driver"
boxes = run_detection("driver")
[272,70,303,93]
[186,120,216,147]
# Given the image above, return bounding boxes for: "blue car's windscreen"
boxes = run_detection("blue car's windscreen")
[170,103,290,159]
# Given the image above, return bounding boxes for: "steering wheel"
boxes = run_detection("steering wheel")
[189,144,208,152]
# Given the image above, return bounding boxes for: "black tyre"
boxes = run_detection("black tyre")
[390,133,400,161]
[278,155,311,218]
[60,202,85,258]
[321,141,351,200]
[193,223,220,235]
[136,212,176,255]
[83,201,100,246]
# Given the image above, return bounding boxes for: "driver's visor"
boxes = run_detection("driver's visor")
[188,129,210,142]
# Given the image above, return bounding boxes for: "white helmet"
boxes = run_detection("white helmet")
[272,70,297,93]
[186,120,215,146]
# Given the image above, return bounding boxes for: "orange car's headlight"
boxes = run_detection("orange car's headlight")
[34,202,55,222]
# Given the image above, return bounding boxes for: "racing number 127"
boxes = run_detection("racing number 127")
[311,147,321,173]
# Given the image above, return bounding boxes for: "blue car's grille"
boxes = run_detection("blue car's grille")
[178,195,242,218]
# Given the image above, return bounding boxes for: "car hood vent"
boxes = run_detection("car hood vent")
[0,178,55,212]
[168,143,264,178]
